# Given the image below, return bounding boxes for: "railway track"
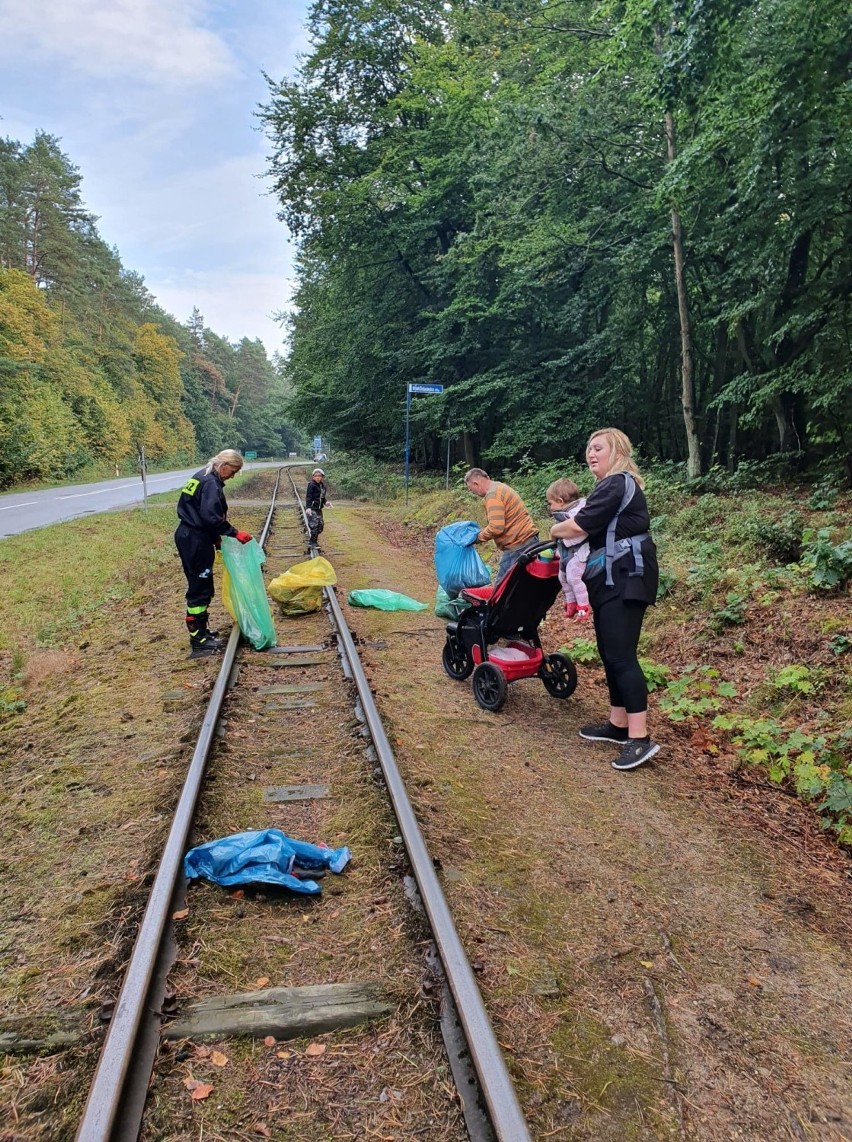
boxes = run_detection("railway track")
[74,465,531,1142]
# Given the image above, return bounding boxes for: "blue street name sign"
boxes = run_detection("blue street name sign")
[408,383,444,394]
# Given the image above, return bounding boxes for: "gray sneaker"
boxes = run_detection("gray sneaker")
[579,721,629,744]
[612,739,659,771]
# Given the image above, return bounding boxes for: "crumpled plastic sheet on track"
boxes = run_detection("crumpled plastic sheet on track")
[184,829,351,895]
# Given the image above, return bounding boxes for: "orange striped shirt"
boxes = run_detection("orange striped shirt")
[478,482,538,550]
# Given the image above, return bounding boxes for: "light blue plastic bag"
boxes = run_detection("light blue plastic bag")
[220,536,277,650]
[184,829,351,896]
[434,521,491,595]
[347,589,428,611]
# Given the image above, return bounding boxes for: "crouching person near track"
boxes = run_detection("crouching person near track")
[550,428,660,771]
[464,468,539,584]
[174,449,252,658]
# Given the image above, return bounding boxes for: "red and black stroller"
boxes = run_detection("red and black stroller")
[441,541,578,712]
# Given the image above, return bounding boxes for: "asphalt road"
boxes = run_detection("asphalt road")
[0,463,282,539]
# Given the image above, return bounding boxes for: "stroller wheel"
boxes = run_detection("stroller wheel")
[442,635,474,681]
[539,652,578,699]
[472,662,508,712]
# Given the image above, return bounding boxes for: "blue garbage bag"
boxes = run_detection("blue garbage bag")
[184,829,351,896]
[434,521,491,595]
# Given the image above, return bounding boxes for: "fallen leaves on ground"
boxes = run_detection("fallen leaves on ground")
[183,1078,214,1101]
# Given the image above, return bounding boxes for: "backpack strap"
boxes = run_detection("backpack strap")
[604,474,636,587]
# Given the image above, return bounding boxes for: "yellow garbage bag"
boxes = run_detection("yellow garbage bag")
[268,557,337,616]
[222,564,236,621]
[272,585,323,615]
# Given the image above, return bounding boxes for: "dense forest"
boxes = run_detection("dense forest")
[0,133,299,488]
[261,0,852,481]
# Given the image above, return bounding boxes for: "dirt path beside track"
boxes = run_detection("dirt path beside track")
[1,491,850,1141]
[333,504,852,1142]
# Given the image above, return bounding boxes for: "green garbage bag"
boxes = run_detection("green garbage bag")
[347,589,428,612]
[220,536,277,650]
[435,586,467,620]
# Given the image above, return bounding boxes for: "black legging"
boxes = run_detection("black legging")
[593,596,648,714]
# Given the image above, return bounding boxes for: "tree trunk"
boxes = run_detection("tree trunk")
[769,394,800,454]
[728,402,738,472]
[462,432,477,468]
[706,325,729,468]
[663,109,702,479]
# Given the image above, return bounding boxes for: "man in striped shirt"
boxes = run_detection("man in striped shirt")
[465,468,540,583]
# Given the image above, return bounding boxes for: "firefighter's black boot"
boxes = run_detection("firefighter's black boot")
[186,609,225,657]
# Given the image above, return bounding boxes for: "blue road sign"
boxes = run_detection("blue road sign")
[408,383,444,394]
[313,435,322,450]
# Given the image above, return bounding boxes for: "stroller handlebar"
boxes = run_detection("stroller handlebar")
[520,539,559,562]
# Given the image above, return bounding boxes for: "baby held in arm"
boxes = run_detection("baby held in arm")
[546,478,590,621]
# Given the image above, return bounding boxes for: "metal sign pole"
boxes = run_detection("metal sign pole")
[404,388,412,506]
[138,443,148,511]
[405,383,444,506]
[446,431,452,490]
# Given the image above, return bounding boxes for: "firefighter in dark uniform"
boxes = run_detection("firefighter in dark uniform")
[175,449,252,657]
[305,467,331,544]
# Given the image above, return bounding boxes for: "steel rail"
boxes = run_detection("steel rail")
[75,467,284,1142]
[78,464,529,1140]
[287,473,532,1142]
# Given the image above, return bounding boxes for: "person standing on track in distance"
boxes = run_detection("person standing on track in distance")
[464,468,539,584]
[550,428,660,771]
[174,449,252,658]
[306,467,331,545]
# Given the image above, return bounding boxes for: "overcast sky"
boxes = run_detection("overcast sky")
[0,0,309,355]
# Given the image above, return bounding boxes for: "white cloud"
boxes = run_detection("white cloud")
[110,152,282,260]
[149,268,296,354]
[0,0,307,357]
[0,0,236,84]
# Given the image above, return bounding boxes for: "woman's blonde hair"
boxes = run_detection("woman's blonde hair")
[587,428,645,489]
[205,449,244,475]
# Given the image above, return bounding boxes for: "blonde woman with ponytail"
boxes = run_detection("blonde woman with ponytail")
[550,428,660,771]
[174,449,252,657]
